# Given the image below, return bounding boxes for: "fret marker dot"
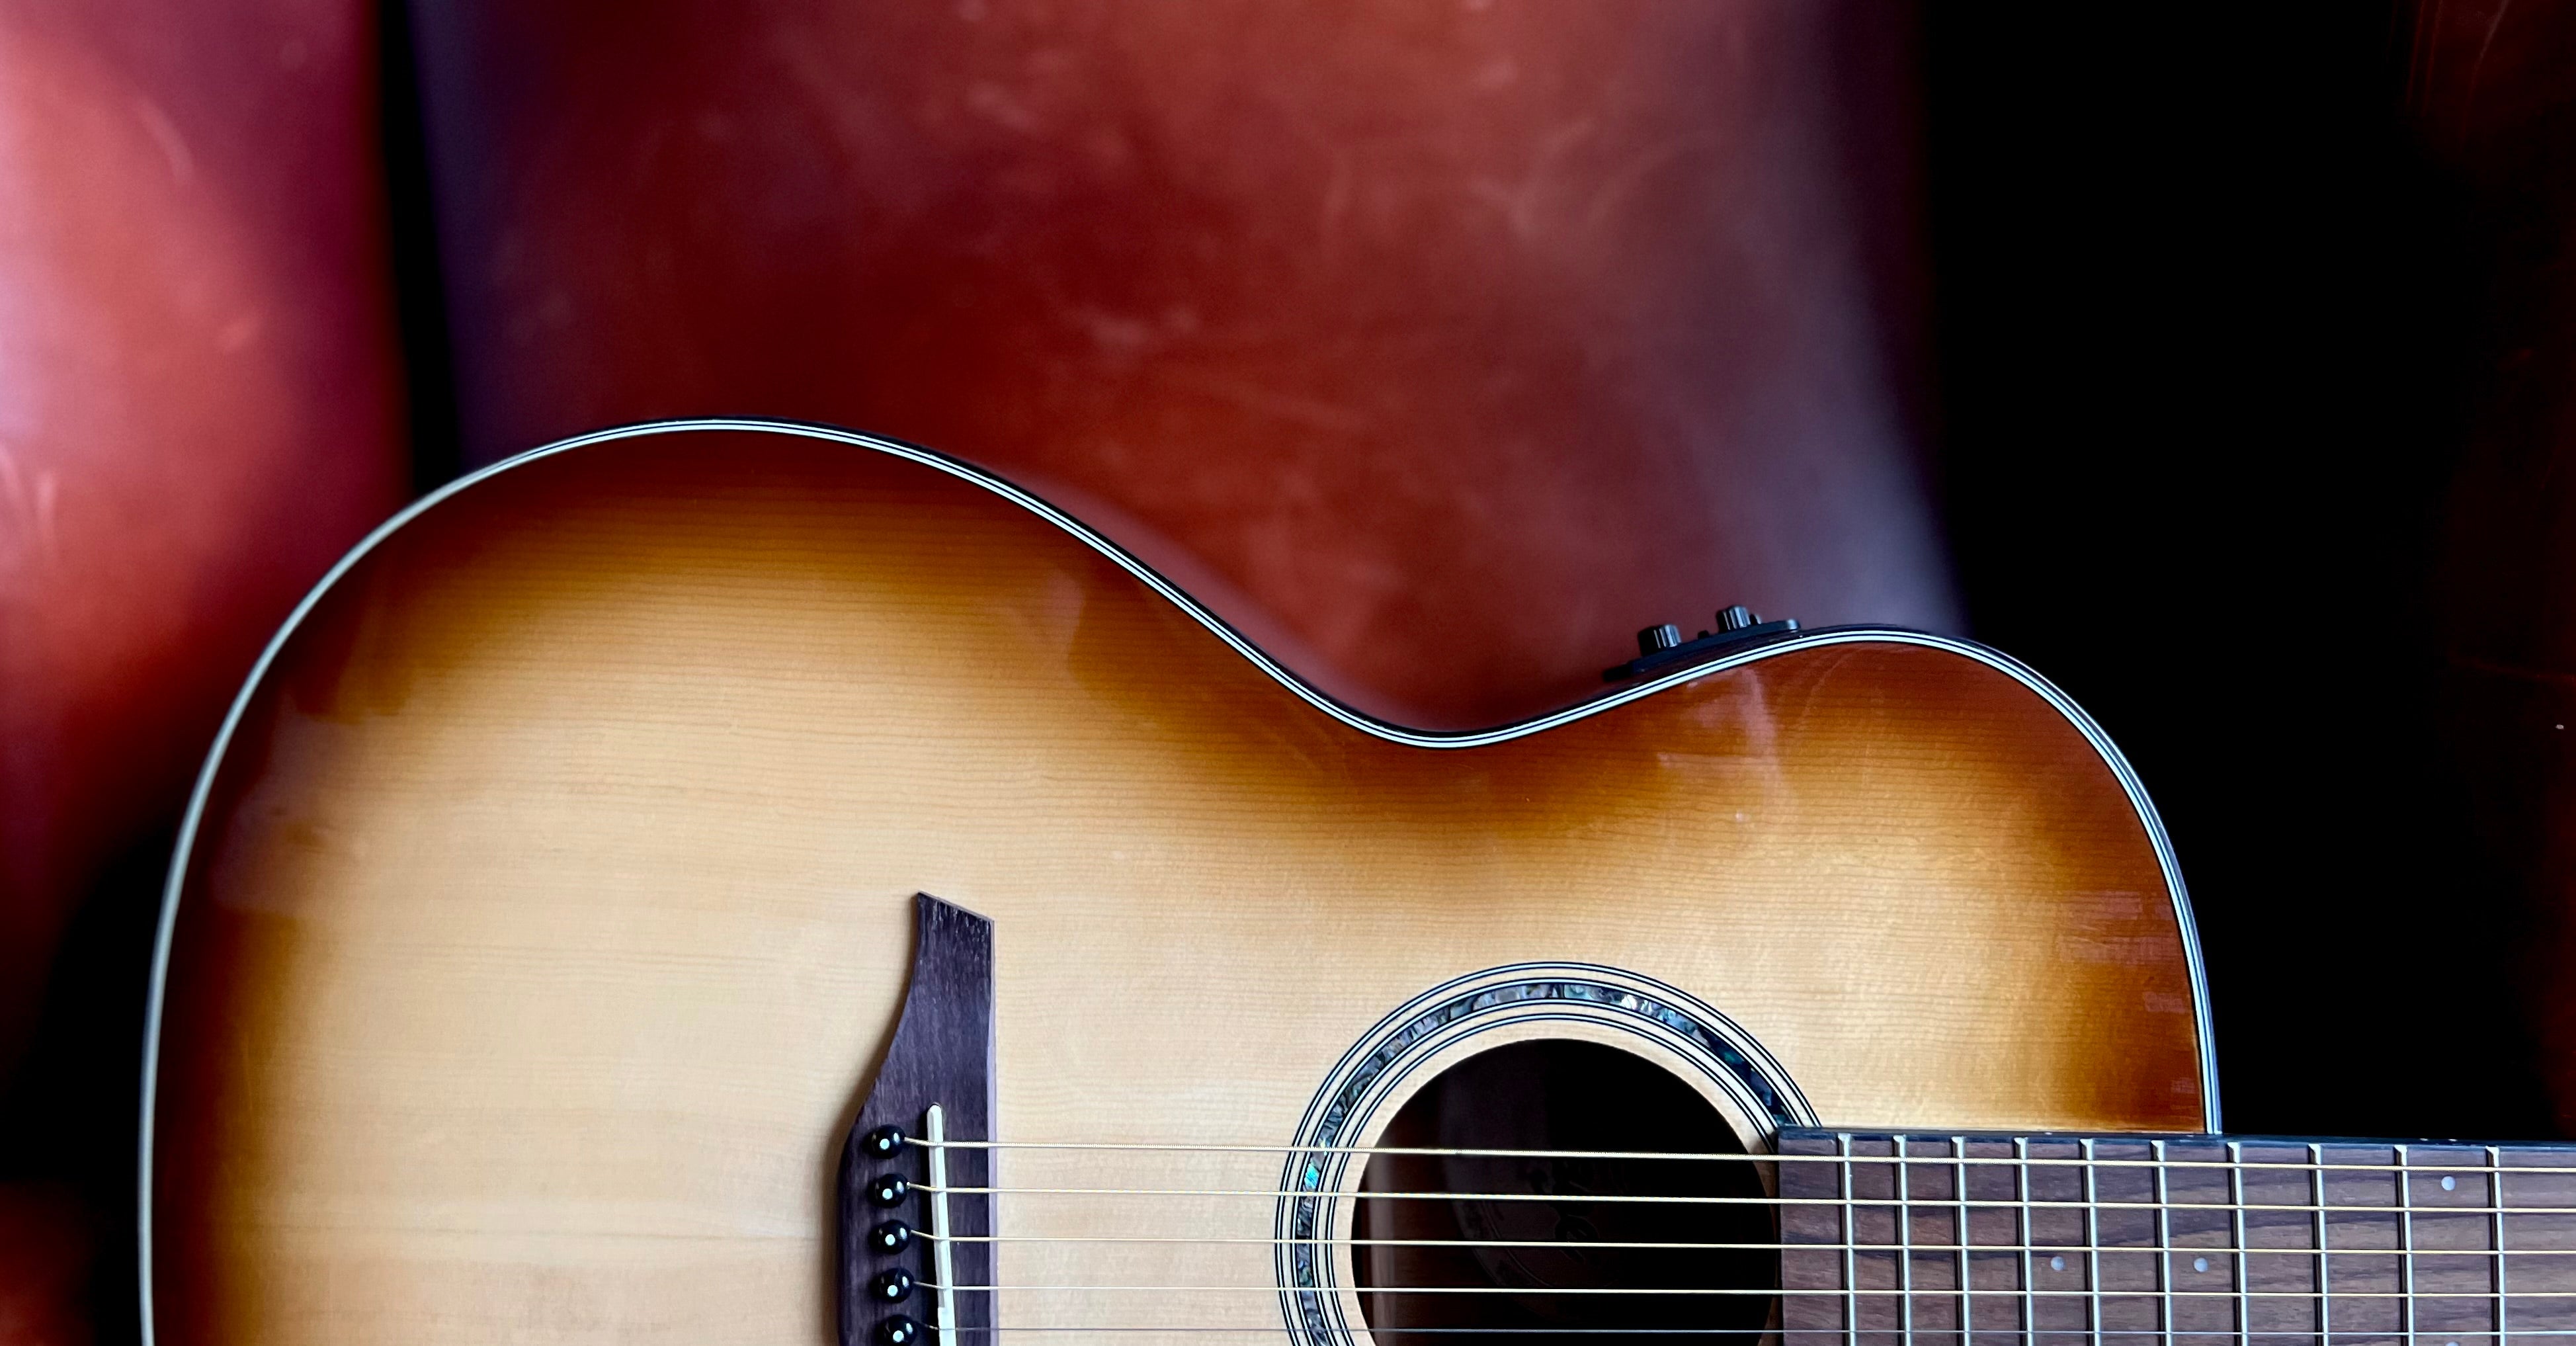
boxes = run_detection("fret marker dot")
[2050,1255,2065,1272]
[2442,1175,2458,1191]
[2193,1257,2209,1273]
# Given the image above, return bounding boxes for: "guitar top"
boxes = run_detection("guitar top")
[145,420,2228,1344]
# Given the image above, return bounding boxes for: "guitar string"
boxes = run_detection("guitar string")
[897,1146,2548,1324]
[915,1284,2576,1300]
[917,1232,2570,1258]
[755,1331,2576,1338]
[923,1138,2576,1179]
[895,1212,2554,1311]
[752,1320,2576,1330]
[911,1183,2563,1217]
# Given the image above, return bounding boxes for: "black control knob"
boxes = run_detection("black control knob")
[1716,605,1757,633]
[860,1125,907,1159]
[1636,623,1683,656]
[870,1269,916,1304]
[878,1316,923,1346]
[868,1220,913,1253]
[867,1175,911,1207]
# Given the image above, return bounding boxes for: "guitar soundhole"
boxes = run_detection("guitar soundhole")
[1353,1039,1774,1345]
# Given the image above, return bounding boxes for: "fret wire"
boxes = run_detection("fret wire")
[1956,1137,1973,1346]
[2231,1142,2250,1346]
[2491,1144,2509,1346]
[1900,1136,1916,1346]
[2156,1138,2175,1346]
[2313,1142,2331,1346]
[1841,1133,1860,1346]
[2017,1138,2036,1346]
[2399,1144,2417,1346]
[2086,1139,2104,1346]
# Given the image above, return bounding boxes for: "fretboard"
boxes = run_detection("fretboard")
[1776,1128,2576,1346]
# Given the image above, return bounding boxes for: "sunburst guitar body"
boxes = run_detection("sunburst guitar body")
[146,420,2264,1346]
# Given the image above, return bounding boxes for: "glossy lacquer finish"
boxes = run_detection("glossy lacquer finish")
[147,425,2206,1344]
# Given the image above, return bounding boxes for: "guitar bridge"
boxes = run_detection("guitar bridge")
[839,897,995,1346]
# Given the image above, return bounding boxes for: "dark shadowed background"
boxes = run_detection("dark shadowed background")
[6,2,2575,1341]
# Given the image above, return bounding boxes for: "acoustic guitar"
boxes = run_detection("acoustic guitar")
[143,419,2575,1346]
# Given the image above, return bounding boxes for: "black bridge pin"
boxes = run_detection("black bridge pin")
[868,1220,913,1253]
[870,1269,915,1304]
[866,1174,911,1206]
[860,1125,907,1158]
[878,1316,923,1346]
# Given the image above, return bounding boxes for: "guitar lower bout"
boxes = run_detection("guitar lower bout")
[145,419,2216,1345]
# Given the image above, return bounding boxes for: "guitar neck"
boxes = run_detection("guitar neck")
[1775,1128,2576,1346]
